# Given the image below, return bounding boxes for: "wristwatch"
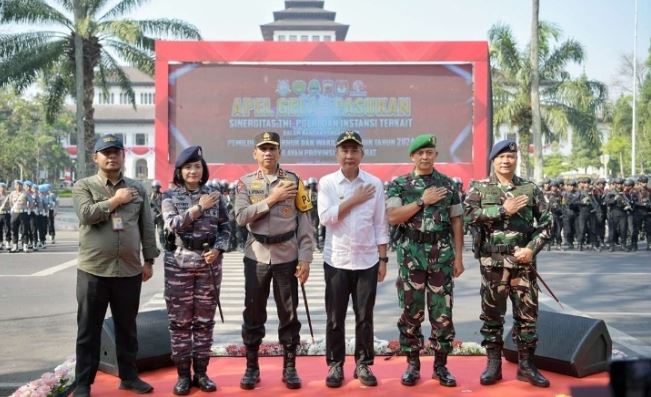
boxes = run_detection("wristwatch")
[499,206,507,218]
[416,198,424,207]
[379,256,389,263]
[196,204,203,212]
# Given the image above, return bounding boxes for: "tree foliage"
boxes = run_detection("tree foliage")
[606,39,651,176]
[0,89,73,183]
[489,22,606,177]
[0,0,202,177]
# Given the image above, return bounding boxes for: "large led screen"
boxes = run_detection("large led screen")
[168,63,474,165]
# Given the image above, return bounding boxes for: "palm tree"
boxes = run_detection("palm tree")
[0,0,202,177]
[489,22,606,177]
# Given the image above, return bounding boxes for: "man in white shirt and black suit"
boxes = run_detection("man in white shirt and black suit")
[318,130,390,388]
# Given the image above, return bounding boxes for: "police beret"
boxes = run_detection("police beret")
[543,177,551,184]
[596,178,607,184]
[549,180,559,187]
[577,176,591,184]
[567,179,578,186]
[623,179,635,186]
[336,130,363,146]
[14,179,22,185]
[488,140,517,162]
[0,182,6,188]
[638,175,648,183]
[612,177,624,184]
[255,131,280,147]
[24,180,33,187]
[408,134,437,155]
[175,145,204,168]
[94,134,124,152]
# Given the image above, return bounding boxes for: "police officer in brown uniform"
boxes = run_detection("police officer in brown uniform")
[234,132,314,390]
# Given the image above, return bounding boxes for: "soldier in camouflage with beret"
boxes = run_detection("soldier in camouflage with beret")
[464,140,552,388]
[386,134,464,388]
[162,145,231,395]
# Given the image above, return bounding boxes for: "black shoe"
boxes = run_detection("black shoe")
[73,384,90,397]
[192,357,217,392]
[325,365,344,388]
[517,349,550,388]
[240,367,260,390]
[173,376,191,395]
[174,359,192,395]
[479,348,502,385]
[354,364,377,387]
[433,353,457,387]
[400,353,420,386]
[119,378,154,394]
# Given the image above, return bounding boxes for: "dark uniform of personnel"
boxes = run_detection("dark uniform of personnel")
[544,180,563,249]
[604,178,630,251]
[634,176,651,250]
[234,132,314,390]
[386,134,463,388]
[162,145,231,395]
[593,178,608,244]
[561,180,579,249]
[464,140,552,388]
[575,177,603,251]
[150,180,165,246]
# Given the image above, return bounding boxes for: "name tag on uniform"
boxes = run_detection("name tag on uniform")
[111,214,125,231]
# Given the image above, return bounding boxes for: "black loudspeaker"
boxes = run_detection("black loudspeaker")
[99,309,173,376]
[503,310,612,377]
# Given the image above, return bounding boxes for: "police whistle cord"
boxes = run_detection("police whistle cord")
[203,243,225,323]
[300,283,315,343]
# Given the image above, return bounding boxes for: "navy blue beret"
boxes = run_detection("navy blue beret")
[175,145,204,168]
[488,140,518,162]
[94,134,124,152]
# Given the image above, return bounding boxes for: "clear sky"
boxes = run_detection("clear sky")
[3,0,650,99]
[127,0,650,98]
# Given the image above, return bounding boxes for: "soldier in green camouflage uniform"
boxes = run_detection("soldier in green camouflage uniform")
[463,140,552,388]
[386,134,465,388]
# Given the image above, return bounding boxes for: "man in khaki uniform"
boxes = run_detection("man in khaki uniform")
[234,131,314,390]
[72,134,159,397]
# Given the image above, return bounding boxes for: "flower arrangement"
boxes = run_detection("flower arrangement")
[12,357,75,397]
[212,338,485,356]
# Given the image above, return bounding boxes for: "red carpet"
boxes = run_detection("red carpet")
[90,356,608,396]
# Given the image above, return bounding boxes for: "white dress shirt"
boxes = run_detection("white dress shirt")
[318,168,390,270]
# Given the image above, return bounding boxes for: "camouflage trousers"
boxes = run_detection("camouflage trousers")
[164,252,222,361]
[396,236,455,354]
[479,260,538,350]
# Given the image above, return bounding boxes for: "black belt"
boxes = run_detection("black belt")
[179,236,216,251]
[404,228,447,244]
[480,243,518,255]
[251,230,295,244]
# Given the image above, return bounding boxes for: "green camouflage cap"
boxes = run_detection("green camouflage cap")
[408,134,437,155]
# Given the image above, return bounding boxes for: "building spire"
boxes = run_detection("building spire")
[261,0,349,41]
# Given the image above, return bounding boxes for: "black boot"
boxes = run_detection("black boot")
[516,348,550,388]
[433,352,456,387]
[400,351,420,386]
[282,346,301,389]
[193,356,217,392]
[173,359,192,395]
[480,347,502,385]
[240,348,260,390]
